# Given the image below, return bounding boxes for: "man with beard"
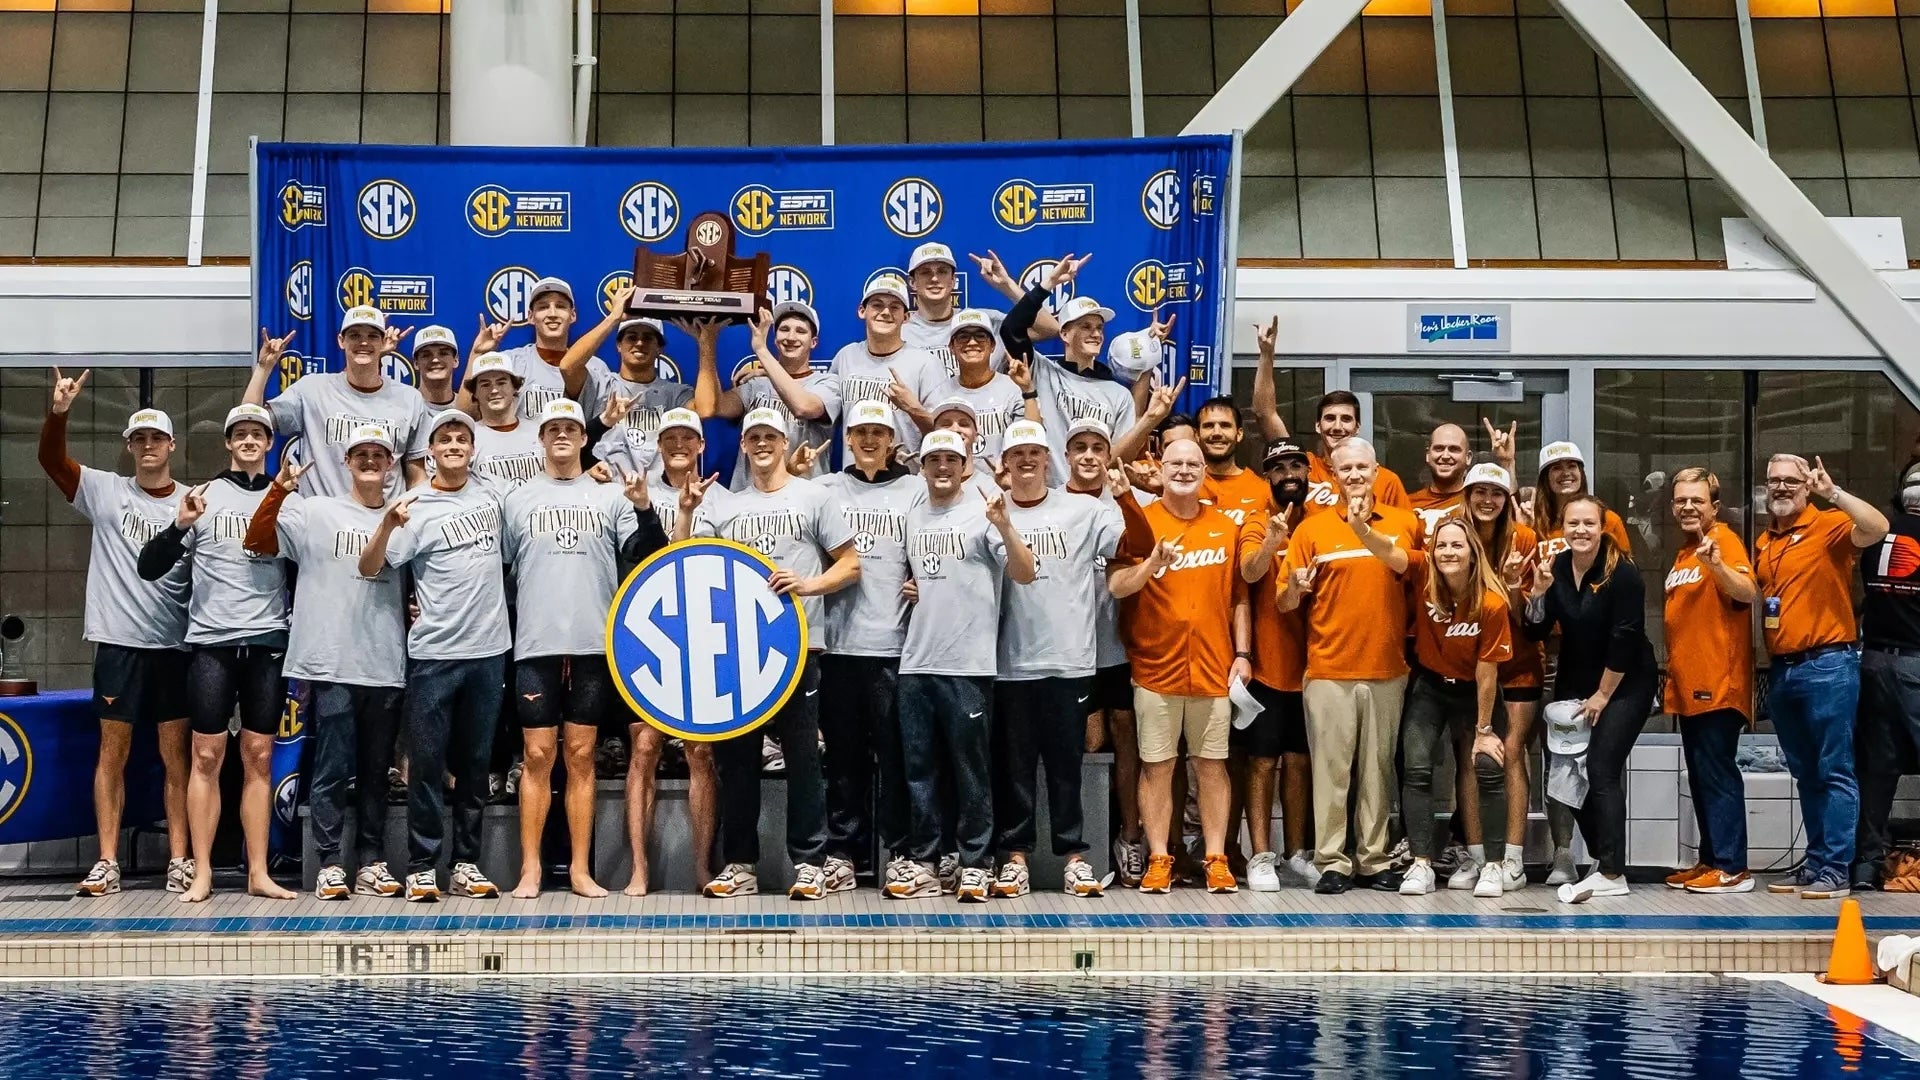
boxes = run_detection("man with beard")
[697,302,841,485]
[830,275,943,454]
[1240,439,1315,890]
[1852,461,1920,891]
[1248,318,1408,515]
[1756,453,1888,900]
[1408,423,1474,535]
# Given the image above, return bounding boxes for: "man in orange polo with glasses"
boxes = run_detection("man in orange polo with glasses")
[1755,453,1888,900]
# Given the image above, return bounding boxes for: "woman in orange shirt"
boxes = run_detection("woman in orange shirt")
[1464,463,1541,893]
[1388,517,1514,898]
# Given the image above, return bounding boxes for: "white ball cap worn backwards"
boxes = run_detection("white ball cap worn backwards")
[346,423,395,455]
[658,407,703,438]
[122,408,174,440]
[222,403,274,436]
[340,305,387,333]
[1463,462,1514,494]
[617,317,665,340]
[1539,441,1586,472]
[1106,329,1162,378]
[463,351,523,388]
[847,400,894,431]
[538,398,587,432]
[946,309,996,342]
[427,409,475,438]
[1001,420,1051,453]
[741,406,788,436]
[920,430,969,459]
[1065,417,1113,445]
[529,276,574,307]
[862,273,911,308]
[1056,295,1116,329]
[411,325,457,356]
[908,242,957,273]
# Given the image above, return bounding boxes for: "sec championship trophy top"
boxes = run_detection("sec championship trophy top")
[628,210,772,324]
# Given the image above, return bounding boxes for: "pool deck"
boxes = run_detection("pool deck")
[6,872,1920,979]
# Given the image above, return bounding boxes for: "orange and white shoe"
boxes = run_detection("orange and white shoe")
[702,863,759,899]
[1140,853,1176,894]
[314,865,350,901]
[77,859,121,897]
[992,861,1031,899]
[1204,853,1238,894]
[956,866,991,903]
[1685,869,1755,894]
[1665,863,1712,890]
[1063,859,1107,897]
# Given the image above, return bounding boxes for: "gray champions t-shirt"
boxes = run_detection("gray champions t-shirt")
[690,476,853,651]
[998,489,1123,680]
[268,372,431,500]
[384,479,512,661]
[275,493,408,688]
[498,343,613,422]
[73,467,190,649]
[816,469,918,658]
[501,473,640,660]
[1076,485,1134,670]
[828,341,942,454]
[901,496,1006,677]
[470,420,544,491]
[593,371,695,475]
[650,472,731,541]
[180,477,288,645]
[904,307,1008,380]
[732,367,842,489]
[931,373,1027,461]
[1031,357,1137,487]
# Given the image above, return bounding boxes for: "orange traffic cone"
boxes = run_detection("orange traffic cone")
[1818,897,1879,985]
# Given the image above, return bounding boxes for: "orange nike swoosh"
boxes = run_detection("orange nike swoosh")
[101,696,118,705]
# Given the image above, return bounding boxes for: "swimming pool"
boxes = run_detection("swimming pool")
[2,974,1913,1077]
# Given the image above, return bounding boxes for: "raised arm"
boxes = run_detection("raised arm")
[244,328,296,408]
[984,490,1036,585]
[1346,496,1409,574]
[39,367,87,501]
[139,483,206,580]
[357,495,415,579]
[1808,456,1891,548]
[1695,530,1758,605]
[561,287,633,398]
[1113,373,1184,465]
[1249,317,1288,443]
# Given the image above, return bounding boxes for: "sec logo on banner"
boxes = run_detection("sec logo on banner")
[0,712,33,830]
[358,179,416,240]
[598,270,634,317]
[993,180,1094,232]
[1128,258,1199,312]
[486,266,540,327]
[883,178,942,238]
[285,260,314,321]
[1020,258,1076,313]
[732,186,834,238]
[1141,169,1181,231]
[765,264,813,309]
[469,185,571,237]
[607,540,810,742]
[621,181,680,243]
[278,180,326,232]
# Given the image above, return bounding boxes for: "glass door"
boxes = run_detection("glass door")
[1351,369,1570,494]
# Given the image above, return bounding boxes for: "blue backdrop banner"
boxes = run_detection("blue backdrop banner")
[0,690,164,846]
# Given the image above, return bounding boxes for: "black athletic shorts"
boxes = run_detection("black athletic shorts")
[1501,685,1544,704]
[515,655,613,730]
[186,643,287,736]
[1230,680,1308,759]
[93,643,190,725]
[1092,663,1133,713]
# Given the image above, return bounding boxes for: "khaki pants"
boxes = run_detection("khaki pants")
[1304,675,1407,878]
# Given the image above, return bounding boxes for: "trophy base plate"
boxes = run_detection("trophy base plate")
[627,289,761,325]
[0,678,38,697]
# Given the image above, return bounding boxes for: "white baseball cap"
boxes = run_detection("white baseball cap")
[1106,328,1163,378]
[122,408,174,439]
[1057,295,1116,328]
[741,407,787,436]
[920,430,968,459]
[1001,419,1050,453]
[411,325,457,356]
[617,317,664,340]
[769,300,819,333]
[908,242,956,273]
[529,276,574,307]
[538,398,587,432]
[847,400,893,431]
[1065,417,1112,445]
[1544,698,1591,757]
[345,423,395,455]
[1463,462,1514,494]
[931,398,976,425]
[222,403,274,436]
[658,407,703,438]
[946,309,996,342]
[463,351,523,388]
[1539,441,1586,472]
[340,305,386,333]
[862,273,911,307]
[427,409,475,439]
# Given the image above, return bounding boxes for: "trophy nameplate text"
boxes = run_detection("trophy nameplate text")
[629,211,771,324]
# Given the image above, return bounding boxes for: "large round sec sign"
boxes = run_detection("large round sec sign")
[606,539,810,742]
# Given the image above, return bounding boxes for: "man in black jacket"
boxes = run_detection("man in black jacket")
[1852,461,1920,890]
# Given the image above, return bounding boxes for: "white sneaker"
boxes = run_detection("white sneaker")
[1387,837,1413,872]
[77,859,121,897]
[354,861,401,897]
[702,863,759,899]
[1288,850,1322,888]
[992,861,1031,899]
[1546,848,1577,886]
[761,735,785,773]
[1247,851,1282,893]
[956,866,991,903]
[1399,861,1436,896]
[450,862,500,898]
[1063,859,1105,897]
[1473,861,1505,898]
[1446,858,1481,891]
[938,853,961,894]
[1501,855,1528,891]
[404,870,441,903]
[1111,837,1145,888]
[886,861,941,899]
[883,856,912,889]
[314,864,349,901]
[822,856,857,894]
[788,863,826,901]
[165,856,195,893]
[1556,871,1629,905]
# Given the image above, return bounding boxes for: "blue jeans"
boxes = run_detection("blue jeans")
[404,654,506,874]
[1680,708,1748,873]
[1768,647,1861,879]
[308,681,403,867]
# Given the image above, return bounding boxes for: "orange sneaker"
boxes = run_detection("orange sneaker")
[1140,854,1175,894]
[1204,853,1238,894]
[1665,863,1711,890]
[1684,869,1755,894]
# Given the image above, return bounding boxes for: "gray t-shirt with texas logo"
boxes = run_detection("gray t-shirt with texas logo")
[383,479,511,660]
[274,493,407,688]
[997,489,1123,681]
[73,467,190,649]
[267,371,431,501]
[816,469,918,658]
[690,476,853,650]
[901,496,1007,677]
[179,477,288,646]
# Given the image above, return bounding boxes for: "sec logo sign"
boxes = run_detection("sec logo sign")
[357,179,416,240]
[0,712,33,830]
[285,261,313,321]
[765,264,813,309]
[486,266,540,327]
[599,270,633,318]
[1020,258,1076,313]
[883,178,942,238]
[621,181,680,243]
[607,540,809,742]
[1141,169,1181,230]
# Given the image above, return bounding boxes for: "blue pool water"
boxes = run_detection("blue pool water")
[1,975,1915,1078]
